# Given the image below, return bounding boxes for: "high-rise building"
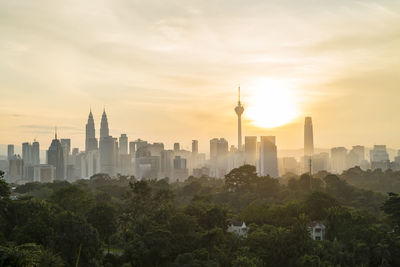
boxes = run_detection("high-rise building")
[282,157,298,175]
[31,141,40,165]
[174,143,180,151]
[22,142,32,166]
[347,145,365,168]
[100,136,116,176]
[85,110,98,152]
[7,144,14,160]
[370,145,390,171]
[330,147,347,174]
[8,155,23,183]
[100,109,109,139]
[210,138,229,177]
[33,164,55,183]
[47,132,64,180]
[119,134,128,155]
[304,117,314,156]
[244,136,257,166]
[259,136,278,177]
[192,140,199,154]
[234,86,244,151]
[312,153,329,173]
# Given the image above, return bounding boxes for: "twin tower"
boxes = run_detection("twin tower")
[85,109,109,152]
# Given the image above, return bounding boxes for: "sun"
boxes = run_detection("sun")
[245,78,300,128]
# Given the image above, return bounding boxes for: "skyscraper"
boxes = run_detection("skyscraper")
[22,142,32,166]
[31,141,40,165]
[192,140,199,154]
[234,86,244,151]
[174,143,180,151]
[47,131,64,180]
[330,147,347,174]
[209,138,229,177]
[119,134,128,155]
[7,144,14,160]
[259,136,278,177]
[100,136,116,176]
[85,110,98,152]
[100,109,109,139]
[304,117,314,156]
[244,136,257,166]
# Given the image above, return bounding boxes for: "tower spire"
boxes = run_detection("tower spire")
[238,85,241,104]
[55,126,58,139]
[235,86,245,151]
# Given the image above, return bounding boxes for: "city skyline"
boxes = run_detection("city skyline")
[1,1,400,151]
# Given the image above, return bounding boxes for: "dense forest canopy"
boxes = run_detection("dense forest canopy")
[1,165,400,267]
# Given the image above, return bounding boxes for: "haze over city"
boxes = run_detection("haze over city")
[1,0,400,152]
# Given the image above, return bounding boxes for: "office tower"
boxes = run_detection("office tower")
[33,164,55,183]
[234,86,244,151]
[370,145,390,171]
[192,140,199,154]
[304,117,314,156]
[47,131,64,180]
[209,138,229,177]
[330,147,347,174]
[22,142,32,166]
[312,153,329,173]
[31,141,40,165]
[60,139,71,156]
[8,155,23,183]
[100,109,109,139]
[173,155,189,181]
[100,136,116,176]
[7,144,14,160]
[161,150,173,178]
[244,136,257,166]
[129,141,136,156]
[85,110,98,152]
[347,145,365,168]
[282,157,298,175]
[119,134,128,155]
[174,143,180,151]
[259,136,279,177]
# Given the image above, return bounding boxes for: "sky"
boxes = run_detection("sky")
[1,0,400,153]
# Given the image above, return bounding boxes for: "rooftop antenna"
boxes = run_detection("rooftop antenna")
[55,126,58,139]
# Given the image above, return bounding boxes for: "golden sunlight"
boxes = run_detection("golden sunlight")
[245,78,300,128]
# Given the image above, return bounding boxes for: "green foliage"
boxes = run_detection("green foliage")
[1,166,400,266]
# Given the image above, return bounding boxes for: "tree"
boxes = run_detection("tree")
[225,165,258,192]
[87,203,117,252]
[382,192,400,230]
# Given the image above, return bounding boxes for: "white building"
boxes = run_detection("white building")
[227,222,248,237]
[310,221,326,241]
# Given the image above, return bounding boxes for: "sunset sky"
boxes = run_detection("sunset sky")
[1,0,400,153]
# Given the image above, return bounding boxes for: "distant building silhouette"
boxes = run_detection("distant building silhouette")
[244,136,257,166]
[304,117,314,173]
[174,143,180,151]
[259,136,278,177]
[192,140,198,154]
[119,134,128,155]
[8,155,23,183]
[47,131,64,180]
[370,145,390,171]
[100,109,109,139]
[31,141,40,165]
[210,138,229,177]
[304,117,314,156]
[235,86,244,151]
[85,110,98,152]
[7,144,14,161]
[330,147,347,174]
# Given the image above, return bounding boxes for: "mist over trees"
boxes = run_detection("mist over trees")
[1,166,400,266]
